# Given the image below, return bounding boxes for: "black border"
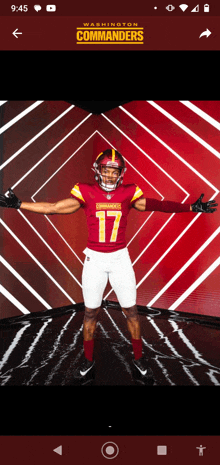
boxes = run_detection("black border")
[1,51,219,100]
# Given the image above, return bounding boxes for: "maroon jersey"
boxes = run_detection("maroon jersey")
[70,182,144,252]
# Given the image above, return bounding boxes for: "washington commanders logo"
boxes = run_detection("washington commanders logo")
[96,203,122,210]
[76,23,144,45]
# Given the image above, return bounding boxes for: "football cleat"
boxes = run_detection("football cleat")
[73,357,95,385]
[79,358,95,377]
[132,357,155,385]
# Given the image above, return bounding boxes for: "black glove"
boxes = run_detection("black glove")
[0,188,22,209]
[191,194,218,213]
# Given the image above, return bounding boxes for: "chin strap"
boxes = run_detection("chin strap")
[99,180,117,192]
[97,172,121,192]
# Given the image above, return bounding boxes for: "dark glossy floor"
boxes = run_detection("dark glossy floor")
[0,300,220,386]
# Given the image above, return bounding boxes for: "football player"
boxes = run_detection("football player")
[0,149,218,383]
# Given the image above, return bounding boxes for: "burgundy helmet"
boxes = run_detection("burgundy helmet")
[93,149,127,192]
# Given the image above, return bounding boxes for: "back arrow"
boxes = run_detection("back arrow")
[199,28,211,38]
[13,29,22,38]
[53,446,62,456]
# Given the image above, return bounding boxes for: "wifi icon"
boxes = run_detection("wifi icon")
[179,4,189,11]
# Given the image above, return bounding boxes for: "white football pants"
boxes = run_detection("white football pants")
[82,247,137,309]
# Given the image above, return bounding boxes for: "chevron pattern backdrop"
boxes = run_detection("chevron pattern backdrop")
[0,100,219,320]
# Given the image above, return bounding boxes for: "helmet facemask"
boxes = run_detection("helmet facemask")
[96,165,122,192]
[93,149,127,192]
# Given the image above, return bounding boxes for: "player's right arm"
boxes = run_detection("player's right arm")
[0,188,81,214]
[21,197,81,214]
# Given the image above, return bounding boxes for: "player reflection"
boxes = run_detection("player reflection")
[0,149,218,382]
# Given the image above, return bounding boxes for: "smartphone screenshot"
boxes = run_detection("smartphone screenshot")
[0,1,219,464]
[0,0,219,49]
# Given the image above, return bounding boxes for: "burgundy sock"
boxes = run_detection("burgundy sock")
[131,338,142,360]
[83,339,94,361]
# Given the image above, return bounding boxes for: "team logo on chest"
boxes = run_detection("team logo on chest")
[96,203,121,210]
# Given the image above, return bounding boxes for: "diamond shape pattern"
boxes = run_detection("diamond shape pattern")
[1,100,219,318]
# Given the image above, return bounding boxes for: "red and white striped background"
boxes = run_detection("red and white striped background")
[0,100,219,319]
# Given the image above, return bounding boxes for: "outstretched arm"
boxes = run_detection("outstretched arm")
[0,188,81,214]
[133,194,218,213]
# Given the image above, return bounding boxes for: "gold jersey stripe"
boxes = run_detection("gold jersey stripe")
[130,186,144,203]
[70,185,86,203]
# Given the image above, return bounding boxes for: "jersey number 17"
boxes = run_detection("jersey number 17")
[96,210,122,242]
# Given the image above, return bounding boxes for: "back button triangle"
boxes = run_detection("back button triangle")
[53,445,62,455]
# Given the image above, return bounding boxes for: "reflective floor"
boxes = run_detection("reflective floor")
[0,300,220,386]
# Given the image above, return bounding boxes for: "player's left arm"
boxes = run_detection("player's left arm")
[133,194,218,213]
[132,197,146,211]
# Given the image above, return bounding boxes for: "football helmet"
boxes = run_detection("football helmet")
[93,149,127,192]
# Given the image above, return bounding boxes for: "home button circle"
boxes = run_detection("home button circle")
[101,442,119,459]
